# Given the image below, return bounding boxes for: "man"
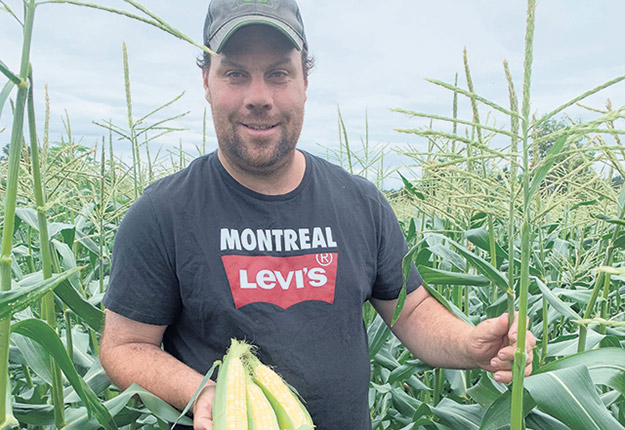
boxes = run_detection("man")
[99,0,536,429]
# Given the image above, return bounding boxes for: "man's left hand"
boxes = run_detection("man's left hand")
[466,312,536,384]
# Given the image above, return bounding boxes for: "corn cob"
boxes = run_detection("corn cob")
[247,355,314,430]
[246,376,280,430]
[213,339,250,430]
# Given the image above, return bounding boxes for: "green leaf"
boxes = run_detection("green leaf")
[389,361,431,389]
[64,383,193,429]
[419,265,491,287]
[0,79,16,121]
[480,388,535,430]
[14,207,75,240]
[54,276,104,331]
[420,281,473,325]
[524,365,625,430]
[431,397,483,429]
[11,333,53,385]
[367,314,391,359]
[532,277,580,322]
[467,374,505,409]
[0,267,82,319]
[528,134,568,201]
[398,172,424,200]
[391,283,407,327]
[13,403,54,426]
[535,347,625,396]
[11,319,117,430]
[428,242,467,272]
[430,234,508,291]
[0,59,21,84]
[593,213,625,227]
[465,227,506,264]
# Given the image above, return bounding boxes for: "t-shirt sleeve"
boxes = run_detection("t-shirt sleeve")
[370,191,423,300]
[102,190,181,325]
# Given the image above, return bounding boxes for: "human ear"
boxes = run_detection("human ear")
[202,69,212,104]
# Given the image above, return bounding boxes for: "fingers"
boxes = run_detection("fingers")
[193,384,216,430]
[194,417,213,430]
[490,340,535,384]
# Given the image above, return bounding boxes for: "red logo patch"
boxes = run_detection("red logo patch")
[222,253,338,309]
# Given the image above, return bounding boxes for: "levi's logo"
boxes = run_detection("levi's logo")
[222,253,338,309]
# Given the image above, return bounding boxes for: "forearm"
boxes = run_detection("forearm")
[373,288,477,369]
[100,340,210,411]
[394,294,476,368]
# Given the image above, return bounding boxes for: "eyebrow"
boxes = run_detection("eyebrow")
[218,56,296,69]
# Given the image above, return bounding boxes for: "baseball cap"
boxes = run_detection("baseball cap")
[203,0,307,53]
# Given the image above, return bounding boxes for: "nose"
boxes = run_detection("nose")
[245,77,273,112]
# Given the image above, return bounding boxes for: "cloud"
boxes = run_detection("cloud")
[2,0,624,176]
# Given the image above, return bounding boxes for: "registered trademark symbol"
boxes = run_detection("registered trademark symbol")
[316,253,333,266]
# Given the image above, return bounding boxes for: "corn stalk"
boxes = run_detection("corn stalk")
[510,1,536,428]
[0,1,36,426]
[27,68,66,427]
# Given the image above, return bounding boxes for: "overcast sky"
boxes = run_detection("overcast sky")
[1,1,624,187]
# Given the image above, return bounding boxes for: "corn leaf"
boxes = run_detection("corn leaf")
[431,397,484,429]
[398,172,425,200]
[527,134,568,201]
[11,319,117,430]
[420,279,473,325]
[534,347,625,396]
[63,383,193,429]
[524,365,625,430]
[368,314,391,359]
[419,265,491,287]
[0,79,15,121]
[0,267,81,319]
[14,207,74,241]
[13,403,54,426]
[532,277,580,322]
[480,388,535,430]
[54,276,104,331]
[430,234,508,291]
[0,59,21,84]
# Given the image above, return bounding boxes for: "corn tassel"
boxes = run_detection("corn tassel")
[247,355,314,430]
[213,340,249,430]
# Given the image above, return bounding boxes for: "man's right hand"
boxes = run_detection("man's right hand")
[193,384,216,430]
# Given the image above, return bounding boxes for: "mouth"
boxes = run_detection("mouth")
[242,123,279,131]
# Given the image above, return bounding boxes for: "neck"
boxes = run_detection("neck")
[218,150,306,195]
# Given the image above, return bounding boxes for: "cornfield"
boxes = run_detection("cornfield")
[1,1,624,429]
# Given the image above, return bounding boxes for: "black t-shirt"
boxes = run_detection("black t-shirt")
[103,150,421,429]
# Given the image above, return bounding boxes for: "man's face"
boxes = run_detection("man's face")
[203,25,308,177]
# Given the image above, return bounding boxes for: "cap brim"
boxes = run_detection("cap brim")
[211,16,304,53]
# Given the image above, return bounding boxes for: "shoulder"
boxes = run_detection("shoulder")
[144,152,214,197]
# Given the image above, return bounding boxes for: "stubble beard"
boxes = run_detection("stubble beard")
[217,111,304,177]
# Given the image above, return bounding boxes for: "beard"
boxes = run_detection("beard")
[214,109,305,177]
[225,128,295,175]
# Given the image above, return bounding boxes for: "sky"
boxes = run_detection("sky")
[1,0,624,188]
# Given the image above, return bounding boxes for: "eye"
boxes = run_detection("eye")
[225,70,248,81]
[268,70,289,82]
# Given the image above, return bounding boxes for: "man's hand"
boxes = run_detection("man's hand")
[193,384,216,430]
[467,312,536,384]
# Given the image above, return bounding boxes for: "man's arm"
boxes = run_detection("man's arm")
[99,310,215,429]
[370,286,535,383]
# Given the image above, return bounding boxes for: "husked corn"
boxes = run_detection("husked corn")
[246,378,279,430]
[248,356,314,430]
[212,339,314,430]
[212,341,250,430]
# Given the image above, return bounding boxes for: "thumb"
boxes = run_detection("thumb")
[479,313,509,341]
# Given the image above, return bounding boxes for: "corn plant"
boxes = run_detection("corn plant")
[386,0,625,428]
